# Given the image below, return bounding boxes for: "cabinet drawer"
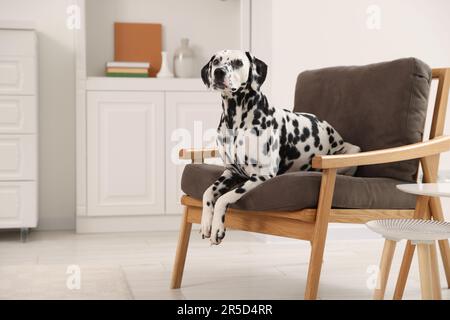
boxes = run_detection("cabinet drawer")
[0,181,37,228]
[0,56,36,95]
[0,30,37,56]
[0,96,36,133]
[0,135,36,180]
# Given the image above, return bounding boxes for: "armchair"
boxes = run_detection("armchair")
[171,60,450,300]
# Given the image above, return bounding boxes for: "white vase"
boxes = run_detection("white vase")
[174,38,196,78]
[157,51,174,78]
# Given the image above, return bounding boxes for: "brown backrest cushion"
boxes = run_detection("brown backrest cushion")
[294,58,432,182]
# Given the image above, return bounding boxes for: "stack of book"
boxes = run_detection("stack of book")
[105,62,150,78]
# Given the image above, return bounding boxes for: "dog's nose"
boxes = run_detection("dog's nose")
[214,68,226,80]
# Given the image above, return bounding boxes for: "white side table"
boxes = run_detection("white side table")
[366,183,450,300]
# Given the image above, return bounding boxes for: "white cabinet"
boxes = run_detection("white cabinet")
[165,92,222,214]
[79,78,224,232]
[87,91,165,216]
[0,29,38,232]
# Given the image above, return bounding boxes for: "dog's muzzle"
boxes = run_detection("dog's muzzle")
[213,68,227,89]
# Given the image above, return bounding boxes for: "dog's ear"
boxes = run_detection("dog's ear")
[246,52,268,91]
[201,55,214,88]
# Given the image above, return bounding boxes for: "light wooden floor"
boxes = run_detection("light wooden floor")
[0,230,448,300]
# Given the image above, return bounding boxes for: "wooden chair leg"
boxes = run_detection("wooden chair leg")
[170,207,192,289]
[393,241,415,300]
[430,243,442,299]
[304,169,336,300]
[417,243,434,300]
[374,239,396,300]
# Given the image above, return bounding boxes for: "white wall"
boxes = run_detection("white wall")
[251,0,272,99]
[86,0,241,77]
[0,0,76,230]
[264,0,450,219]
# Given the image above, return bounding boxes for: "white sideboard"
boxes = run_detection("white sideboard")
[76,77,222,232]
[0,28,38,235]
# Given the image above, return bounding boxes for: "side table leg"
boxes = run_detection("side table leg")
[374,239,396,300]
[430,243,442,300]
[417,243,434,300]
[393,240,415,300]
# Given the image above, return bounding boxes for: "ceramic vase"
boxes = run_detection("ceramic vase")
[157,51,174,78]
[174,38,196,78]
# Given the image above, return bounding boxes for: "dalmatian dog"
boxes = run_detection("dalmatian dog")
[200,50,361,245]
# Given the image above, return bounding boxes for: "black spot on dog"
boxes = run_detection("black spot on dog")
[272,118,279,130]
[304,145,310,152]
[225,99,237,129]
[288,133,294,143]
[235,187,246,194]
[231,59,243,69]
[302,114,320,147]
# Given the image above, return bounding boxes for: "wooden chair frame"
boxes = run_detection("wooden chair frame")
[171,68,450,300]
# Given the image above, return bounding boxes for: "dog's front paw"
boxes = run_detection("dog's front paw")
[200,206,213,239]
[210,214,226,245]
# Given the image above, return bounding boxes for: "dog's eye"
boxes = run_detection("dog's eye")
[213,59,220,66]
[231,59,243,69]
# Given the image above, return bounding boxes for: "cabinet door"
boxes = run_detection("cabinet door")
[165,92,223,214]
[87,91,165,216]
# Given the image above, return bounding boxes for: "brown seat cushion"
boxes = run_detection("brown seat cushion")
[294,58,432,182]
[181,164,416,211]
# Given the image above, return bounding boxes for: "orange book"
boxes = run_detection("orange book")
[114,23,162,77]
[106,67,149,74]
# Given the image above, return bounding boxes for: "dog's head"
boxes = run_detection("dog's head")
[201,50,267,93]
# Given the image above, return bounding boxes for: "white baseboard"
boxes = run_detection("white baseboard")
[76,215,185,233]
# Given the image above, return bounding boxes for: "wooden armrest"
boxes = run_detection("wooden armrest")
[312,136,450,169]
[179,148,219,163]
